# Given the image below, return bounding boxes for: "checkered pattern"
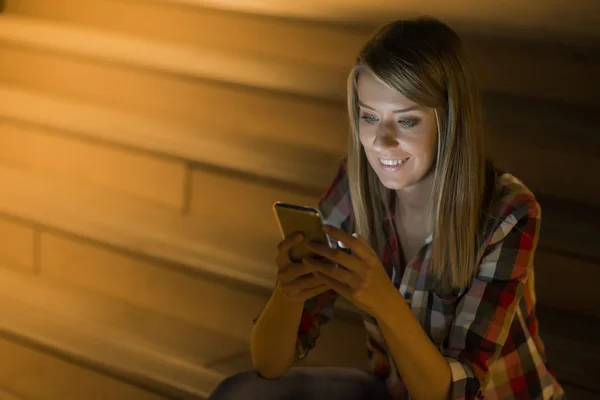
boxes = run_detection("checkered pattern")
[296,161,566,399]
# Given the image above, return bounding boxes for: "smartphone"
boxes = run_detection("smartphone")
[273,201,329,263]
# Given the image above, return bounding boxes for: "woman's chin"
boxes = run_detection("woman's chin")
[379,177,410,191]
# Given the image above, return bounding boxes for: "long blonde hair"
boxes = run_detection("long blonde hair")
[347,18,494,292]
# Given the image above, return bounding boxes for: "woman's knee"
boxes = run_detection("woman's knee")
[207,370,267,400]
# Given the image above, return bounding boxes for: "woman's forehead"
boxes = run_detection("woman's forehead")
[357,71,418,110]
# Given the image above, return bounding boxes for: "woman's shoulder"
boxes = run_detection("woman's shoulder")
[492,171,541,219]
[483,170,541,246]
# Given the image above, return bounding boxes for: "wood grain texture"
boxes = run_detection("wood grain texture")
[0,267,225,399]
[0,121,188,210]
[0,217,35,273]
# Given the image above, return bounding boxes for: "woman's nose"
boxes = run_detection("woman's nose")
[372,129,399,152]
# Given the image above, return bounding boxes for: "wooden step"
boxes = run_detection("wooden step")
[11,0,596,41]
[0,165,276,288]
[536,196,600,262]
[0,389,27,400]
[0,160,597,316]
[0,86,340,192]
[0,166,596,392]
[0,267,229,399]
[0,47,348,158]
[3,0,363,70]
[0,119,188,212]
[490,136,600,208]
[0,336,170,400]
[1,91,598,252]
[0,15,345,101]
[0,67,598,208]
[537,306,600,394]
[483,93,598,158]
[9,0,600,49]
[0,214,367,391]
[0,13,598,108]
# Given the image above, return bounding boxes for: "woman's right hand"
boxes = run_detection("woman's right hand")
[275,232,331,302]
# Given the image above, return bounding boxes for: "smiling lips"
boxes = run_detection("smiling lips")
[379,157,410,171]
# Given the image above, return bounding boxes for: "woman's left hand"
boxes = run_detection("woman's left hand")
[303,224,398,318]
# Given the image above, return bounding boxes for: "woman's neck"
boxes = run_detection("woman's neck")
[395,169,435,218]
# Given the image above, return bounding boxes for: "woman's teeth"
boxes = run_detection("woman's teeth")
[380,158,408,166]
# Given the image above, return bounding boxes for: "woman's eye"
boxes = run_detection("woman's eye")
[399,119,418,128]
[360,115,378,125]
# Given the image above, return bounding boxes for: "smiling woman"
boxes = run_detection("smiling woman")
[355,70,438,192]
[207,17,565,400]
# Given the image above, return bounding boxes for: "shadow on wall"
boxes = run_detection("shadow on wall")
[0,1,4,13]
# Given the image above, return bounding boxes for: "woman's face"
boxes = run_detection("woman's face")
[357,68,438,191]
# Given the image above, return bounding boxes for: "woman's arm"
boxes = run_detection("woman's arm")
[375,290,452,400]
[375,199,541,399]
[252,160,348,378]
[252,233,340,379]
[250,284,304,379]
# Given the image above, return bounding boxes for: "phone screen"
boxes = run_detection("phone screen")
[273,202,329,263]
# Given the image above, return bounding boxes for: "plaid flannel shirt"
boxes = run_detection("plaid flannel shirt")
[296,161,565,399]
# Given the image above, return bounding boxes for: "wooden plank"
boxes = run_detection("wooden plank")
[3,0,363,69]
[0,216,35,273]
[0,45,348,156]
[145,0,600,42]
[189,167,322,238]
[0,16,345,101]
[0,121,188,210]
[0,335,169,400]
[535,251,600,319]
[40,231,269,343]
[0,267,225,399]
[0,388,28,400]
[537,307,600,393]
[537,195,600,262]
[0,86,343,191]
[490,136,600,208]
[0,14,598,107]
[0,165,276,288]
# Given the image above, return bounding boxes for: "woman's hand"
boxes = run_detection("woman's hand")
[275,232,331,302]
[303,225,398,317]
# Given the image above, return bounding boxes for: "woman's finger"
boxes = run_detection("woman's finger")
[323,225,379,265]
[275,232,304,266]
[314,271,353,298]
[295,284,330,301]
[277,262,315,283]
[304,257,363,289]
[280,273,325,294]
[304,241,366,277]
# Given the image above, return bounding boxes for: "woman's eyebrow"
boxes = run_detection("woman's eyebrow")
[358,100,421,114]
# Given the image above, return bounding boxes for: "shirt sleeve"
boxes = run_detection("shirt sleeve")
[295,289,340,359]
[441,194,541,399]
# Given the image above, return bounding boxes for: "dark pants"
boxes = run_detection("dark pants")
[207,367,393,400]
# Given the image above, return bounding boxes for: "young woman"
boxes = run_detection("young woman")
[208,17,565,400]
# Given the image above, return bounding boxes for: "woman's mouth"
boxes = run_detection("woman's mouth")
[379,157,410,172]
